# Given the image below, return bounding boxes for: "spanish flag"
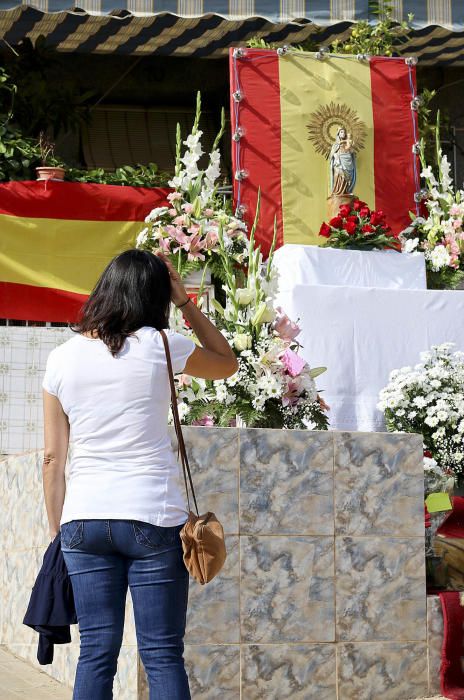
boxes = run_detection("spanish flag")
[0,181,169,322]
[230,49,419,255]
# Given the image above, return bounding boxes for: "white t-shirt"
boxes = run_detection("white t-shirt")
[42,326,196,527]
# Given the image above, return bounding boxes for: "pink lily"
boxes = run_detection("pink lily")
[273,307,301,341]
[185,234,206,261]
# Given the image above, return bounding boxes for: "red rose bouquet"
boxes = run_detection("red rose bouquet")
[319,199,400,251]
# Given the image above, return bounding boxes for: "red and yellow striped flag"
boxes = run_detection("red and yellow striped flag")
[230,49,419,255]
[0,181,169,322]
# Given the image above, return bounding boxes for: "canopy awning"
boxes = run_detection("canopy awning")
[0,2,463,62]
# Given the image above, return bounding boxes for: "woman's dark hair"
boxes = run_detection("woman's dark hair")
[71,249,171,357]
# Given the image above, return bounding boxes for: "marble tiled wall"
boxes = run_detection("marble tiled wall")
[140,428,427,700]
[0,449,138,699]
[1,428,427,699]
[427,595,443,696]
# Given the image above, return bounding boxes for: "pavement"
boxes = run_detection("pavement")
[0,646,72,699]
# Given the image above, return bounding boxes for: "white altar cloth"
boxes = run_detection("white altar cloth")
[273,245,427,290]
[276,284,464,432]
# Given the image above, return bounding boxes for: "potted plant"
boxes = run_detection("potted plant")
[35,132,65,181]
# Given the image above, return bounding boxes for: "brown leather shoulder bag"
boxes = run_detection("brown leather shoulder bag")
[160,329,227,585]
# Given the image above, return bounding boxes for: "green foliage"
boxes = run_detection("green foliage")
[182,392,330,429]
[0,121,42,181]
[66,163,171,187]
[248,3,411,57]
[246,37,279,50]
[330,1,412,57]
[416,89,453,170]
[2,37,94,138]
[427,268,464,290]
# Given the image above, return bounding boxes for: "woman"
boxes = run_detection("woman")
[41,248,238,699]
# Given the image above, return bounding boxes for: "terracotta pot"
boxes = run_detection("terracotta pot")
[36,166,65,182]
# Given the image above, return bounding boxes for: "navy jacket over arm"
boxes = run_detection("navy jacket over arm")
[23,535,77,664]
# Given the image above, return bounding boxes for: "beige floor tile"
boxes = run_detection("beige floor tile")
[0,646,72,699]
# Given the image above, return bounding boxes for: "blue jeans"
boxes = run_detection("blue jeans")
[60,519,191,700]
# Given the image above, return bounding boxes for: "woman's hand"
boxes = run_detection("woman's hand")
[154,252,189,307]
[317,394,330,412]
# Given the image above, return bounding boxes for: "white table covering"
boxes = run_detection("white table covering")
[273,245,427,290]
[276,284,464,432]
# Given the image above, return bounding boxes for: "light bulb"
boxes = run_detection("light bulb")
[232,127,245,142]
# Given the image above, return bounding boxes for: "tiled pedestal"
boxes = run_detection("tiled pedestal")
[141,428,426,700]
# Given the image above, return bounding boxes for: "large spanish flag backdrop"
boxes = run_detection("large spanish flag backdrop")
[230,49,419,256]
[0,181,168,322]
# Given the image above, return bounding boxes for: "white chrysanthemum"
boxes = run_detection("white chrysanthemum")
[403,238,419,253]
[424,456,439,472]
[413,396,428,409]
[427,244,451,271]
[252,395,267,411]
[177,402,190,420]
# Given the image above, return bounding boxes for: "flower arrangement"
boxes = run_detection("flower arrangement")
[378,343,464,489]
[400,116,464,289]
[136,93,248,279]
[174,195,329,430]
[319,199,401,251]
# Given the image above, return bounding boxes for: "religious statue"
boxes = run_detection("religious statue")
[329,127,356,196]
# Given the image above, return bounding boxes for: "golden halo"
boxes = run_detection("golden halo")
[306,102,367,159]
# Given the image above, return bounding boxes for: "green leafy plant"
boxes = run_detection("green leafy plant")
[3,37,94,137]
[0,121,42,181]
[66,163,171,187]
[331,1,412,57]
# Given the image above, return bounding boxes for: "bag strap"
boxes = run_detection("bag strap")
[160,329,199,516]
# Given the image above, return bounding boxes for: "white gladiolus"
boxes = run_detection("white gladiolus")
[144,207,169,223]
[421,166,438,186]
[136,227,149,246]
